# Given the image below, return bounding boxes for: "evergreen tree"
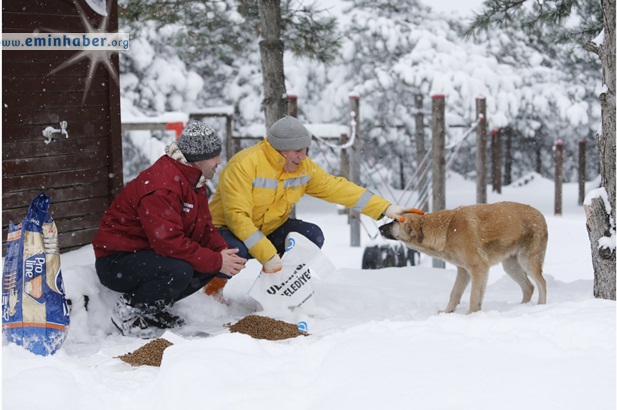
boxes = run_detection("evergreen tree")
[118,0,604,198]
[316,0,600,190]
[464,0,601,180]
[118,0,255,113]
[118,0,340,126]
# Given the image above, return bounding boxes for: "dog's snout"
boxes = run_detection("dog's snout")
[379,223,395,240]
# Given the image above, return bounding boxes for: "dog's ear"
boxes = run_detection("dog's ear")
[416,218,424,243]
[405,217,424,243]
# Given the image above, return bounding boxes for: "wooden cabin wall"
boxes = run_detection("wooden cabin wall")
[2,0,123,253]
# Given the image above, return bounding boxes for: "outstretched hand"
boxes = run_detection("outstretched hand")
[384,204,408,220]
[219,248,247,276]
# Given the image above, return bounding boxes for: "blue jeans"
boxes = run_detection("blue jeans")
[218,218,325,260]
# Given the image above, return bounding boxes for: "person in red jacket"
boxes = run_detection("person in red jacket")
[92,120,247,338]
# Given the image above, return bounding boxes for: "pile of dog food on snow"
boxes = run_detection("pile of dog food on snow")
[117,316,306,366]
[118,338,173,367]
[227,315,307,340]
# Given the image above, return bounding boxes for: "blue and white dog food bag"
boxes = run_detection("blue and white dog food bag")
[2,193,70,356]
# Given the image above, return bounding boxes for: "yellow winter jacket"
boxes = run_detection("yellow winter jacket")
[209,139,391,264]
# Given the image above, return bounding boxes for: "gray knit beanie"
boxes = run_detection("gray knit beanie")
[267,116,312,151]
[177,120,222,162]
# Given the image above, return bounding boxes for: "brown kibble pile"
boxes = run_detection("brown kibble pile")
[117,338,173,367]
[226,315,308,340]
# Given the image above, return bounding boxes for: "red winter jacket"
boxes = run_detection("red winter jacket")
[92,155,227,274]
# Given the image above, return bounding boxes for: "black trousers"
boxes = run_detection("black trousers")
[95,250,219,306]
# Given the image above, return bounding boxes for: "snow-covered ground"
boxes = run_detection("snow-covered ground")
[2,173,615,410]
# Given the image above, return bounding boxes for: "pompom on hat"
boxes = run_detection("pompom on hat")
[267,116,312,151]
[177,120,222,162]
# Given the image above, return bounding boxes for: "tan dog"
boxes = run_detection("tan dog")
[379,202,548,313]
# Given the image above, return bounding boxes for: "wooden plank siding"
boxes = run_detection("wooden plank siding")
[2,0,123,253]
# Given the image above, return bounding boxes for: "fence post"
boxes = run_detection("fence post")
[503,126,513,186]
[399,158,405,190]
[415,94,429,211]
[287,94,298,219]
[349,94,361,247]
[491,129,502,193]
[431,94,446,268]
[288,94,298,118]
[554,139,564,215]
[476,96,488,204]
[578,139,587,206]
[225,114,234,161]
[340,133,350,180]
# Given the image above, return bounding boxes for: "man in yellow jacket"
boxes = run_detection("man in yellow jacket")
[206,116,408,297]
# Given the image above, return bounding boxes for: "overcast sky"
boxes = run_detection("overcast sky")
[420,0,485,17]
[319,1,487,20]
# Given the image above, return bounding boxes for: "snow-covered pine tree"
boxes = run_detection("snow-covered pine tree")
[256,0,288,128]
[301,0,601,190]
[252,0,341,127]
[118,0,340,129]
[118,0,255,114]
[118,0,603,192]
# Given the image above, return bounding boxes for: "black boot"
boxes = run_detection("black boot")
[111,295,159,339]
[143,301,186,329]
